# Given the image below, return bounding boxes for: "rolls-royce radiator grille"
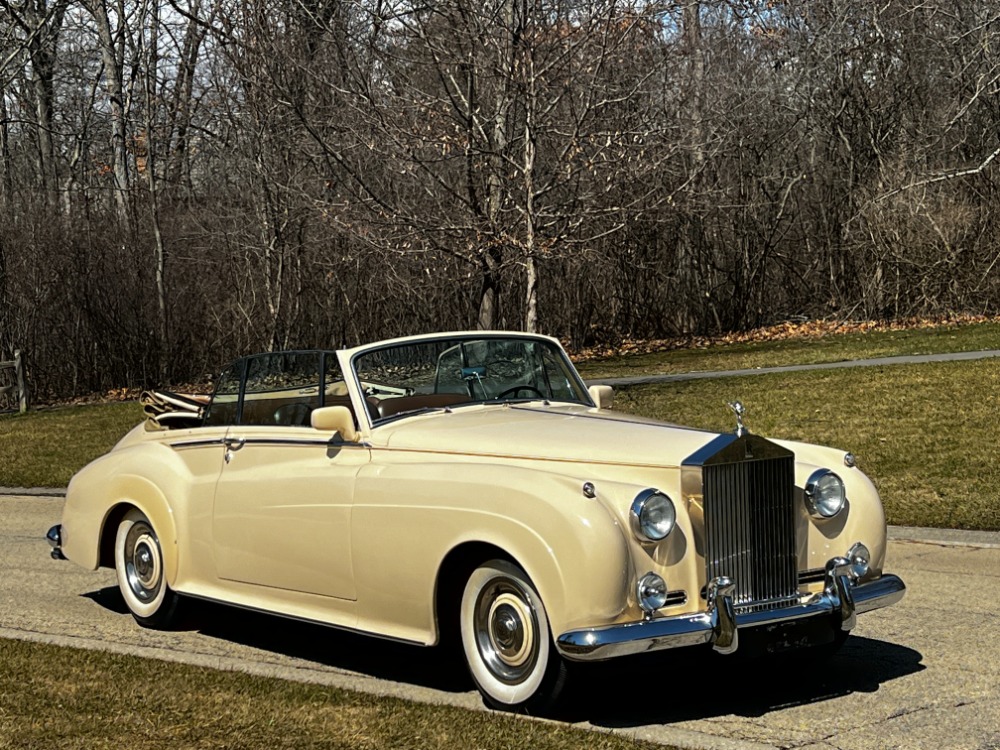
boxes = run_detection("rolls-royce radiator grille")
[703,454,798,613]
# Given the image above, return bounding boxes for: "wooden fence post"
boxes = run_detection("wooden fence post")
[14,349,27,413]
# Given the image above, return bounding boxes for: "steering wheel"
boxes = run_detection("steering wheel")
[494,384,545,400]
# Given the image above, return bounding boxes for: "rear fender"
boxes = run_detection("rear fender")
[98,476,178,584]
[62,444,185,585]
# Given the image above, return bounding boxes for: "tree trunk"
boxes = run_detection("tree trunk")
[477,248,503,330]
[677,0,704,333]
[29,48,57,200]
[0,79,11,203]
[141,0,168,378]
[88,0,130,221]
[520,8,538,334]
[477,0,516,331]
[16,0,70,207]
[166,0,209,193]
[0,237,8,356]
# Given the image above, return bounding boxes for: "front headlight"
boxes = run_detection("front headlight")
[804,469,847,519]
[630,489,676,542]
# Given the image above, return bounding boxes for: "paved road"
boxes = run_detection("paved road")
[586,348,1000,387]
[4,495,999,750]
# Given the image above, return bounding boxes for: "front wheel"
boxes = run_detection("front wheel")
[114,508,182,629]
[460,560,567,713]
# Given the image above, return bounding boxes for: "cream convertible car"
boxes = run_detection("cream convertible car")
[48,332,905,711]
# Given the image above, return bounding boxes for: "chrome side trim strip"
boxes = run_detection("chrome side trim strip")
[169,438,226,449]
[556,572,906,661]
[240,437,334,447]
[170,436,366,449]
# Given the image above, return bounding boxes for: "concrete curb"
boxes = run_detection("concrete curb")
[0,486,66,497]
[888,525,1000,549]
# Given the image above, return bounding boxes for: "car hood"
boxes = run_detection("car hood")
[373,403,723,467]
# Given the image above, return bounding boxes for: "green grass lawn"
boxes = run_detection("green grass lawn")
[0,403,139,487]
[614,359,1000,531]
[0,639,655,750]
[575,319,1000,379]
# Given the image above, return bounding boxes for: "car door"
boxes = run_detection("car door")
[211,351,366,600]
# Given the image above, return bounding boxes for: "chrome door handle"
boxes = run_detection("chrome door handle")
[223,437,245,450]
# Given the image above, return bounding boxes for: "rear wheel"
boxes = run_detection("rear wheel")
[460,560,567,713]
[114,508,182,629]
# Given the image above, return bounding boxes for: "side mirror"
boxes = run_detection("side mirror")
[588,385,614,409]
[310,405,360,442]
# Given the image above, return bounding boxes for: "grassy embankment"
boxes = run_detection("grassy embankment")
[0,639,656,750]
[0,402,138,487]
[612,358,999,531]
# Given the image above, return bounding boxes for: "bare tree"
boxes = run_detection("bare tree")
[1,0,70,205]
[85,0,132,219]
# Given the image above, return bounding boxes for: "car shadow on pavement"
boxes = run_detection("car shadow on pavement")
[86,587,471,692]
[85,586,923,721]
[82,586,131,615]
[196,601,473,692]
[559,635,925,726]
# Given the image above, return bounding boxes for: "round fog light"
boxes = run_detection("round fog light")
[637,572,667,613]
[847,542,870,579]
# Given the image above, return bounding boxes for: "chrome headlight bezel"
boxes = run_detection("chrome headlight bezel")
[629,489,676,543]
[804,469,847,519]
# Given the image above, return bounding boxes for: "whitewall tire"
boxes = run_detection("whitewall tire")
[460,559,567,713]
[114,508,181,628]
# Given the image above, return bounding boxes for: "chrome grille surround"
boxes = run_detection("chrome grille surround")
[682,433,799,615]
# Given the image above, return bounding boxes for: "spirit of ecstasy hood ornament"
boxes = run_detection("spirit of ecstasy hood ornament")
[728,401,746,437]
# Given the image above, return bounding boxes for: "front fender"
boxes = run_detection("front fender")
[350,461,631,643]
[778,438,888,575]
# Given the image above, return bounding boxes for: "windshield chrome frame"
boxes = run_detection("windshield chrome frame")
[346,332,594,432]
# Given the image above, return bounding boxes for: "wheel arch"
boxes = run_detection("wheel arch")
[433,541,515,646]
[95,478,179,586]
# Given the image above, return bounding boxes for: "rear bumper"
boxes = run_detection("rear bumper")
[46,525,66,560]
[556,557,906,661]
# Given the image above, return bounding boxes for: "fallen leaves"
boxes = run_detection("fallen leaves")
[567,313,1000,362]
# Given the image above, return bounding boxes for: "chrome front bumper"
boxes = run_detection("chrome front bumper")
[557,557,906,661]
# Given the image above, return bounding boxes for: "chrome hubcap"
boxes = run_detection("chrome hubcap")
[474,581,538,684]
[124,523,162,602]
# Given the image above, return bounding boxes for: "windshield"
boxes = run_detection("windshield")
[353,336,590,422]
